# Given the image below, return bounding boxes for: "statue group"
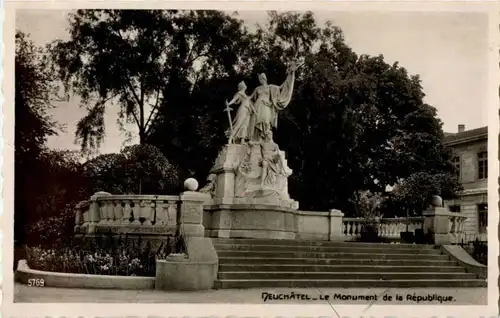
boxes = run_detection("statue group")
[201,60,299,207]
[225,61,298,144]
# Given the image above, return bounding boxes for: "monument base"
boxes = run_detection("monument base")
[204,203,297,240]
[201,139,300,240]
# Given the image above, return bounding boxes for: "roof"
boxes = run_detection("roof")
[443,126,487,146]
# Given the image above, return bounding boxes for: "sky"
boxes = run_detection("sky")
[16,10,489,155]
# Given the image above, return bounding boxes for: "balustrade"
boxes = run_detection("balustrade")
[342,217,424,240]
[75,194,181,235]
[448,214,468,243]
[342,218,365,238]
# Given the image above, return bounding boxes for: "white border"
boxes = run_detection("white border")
[2,1,499,317]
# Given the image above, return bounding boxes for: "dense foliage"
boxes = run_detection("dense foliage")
[83,144,181,195]
[15,31,66,245]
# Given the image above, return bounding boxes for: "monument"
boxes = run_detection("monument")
[202,60,301,239]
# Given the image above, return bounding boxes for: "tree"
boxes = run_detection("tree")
[382,171,462,218]
[83,144,180,195]
[51,10,251,154]
[15,31,59,163]
[23,150,89,245]
[15,31,61,245]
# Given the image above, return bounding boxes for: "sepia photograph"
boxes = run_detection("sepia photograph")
[4,2,497,316]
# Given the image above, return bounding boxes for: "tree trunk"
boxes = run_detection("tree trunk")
[139,129,146,144]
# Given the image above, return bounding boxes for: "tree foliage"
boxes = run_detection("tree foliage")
[83,144,180,195]
[22,150,89,245]
[382,171,462,218]
[15,31,59,164]
[15,31,63,245]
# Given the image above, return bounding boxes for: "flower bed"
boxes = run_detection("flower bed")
[25,234,185,277]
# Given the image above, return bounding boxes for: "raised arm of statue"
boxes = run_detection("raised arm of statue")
[270,68,295,111]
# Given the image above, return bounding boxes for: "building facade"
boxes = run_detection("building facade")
[443,125,487,241]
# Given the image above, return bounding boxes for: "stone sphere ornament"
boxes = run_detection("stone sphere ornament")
[431,195,443,207]
[184,178,199,191]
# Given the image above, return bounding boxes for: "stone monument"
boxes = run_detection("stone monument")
[203,60,301,239]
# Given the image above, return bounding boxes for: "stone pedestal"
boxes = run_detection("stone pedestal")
[423,206,454,244]
[205,203,297,239]
[204,143,299,239]
[179,191,210,237]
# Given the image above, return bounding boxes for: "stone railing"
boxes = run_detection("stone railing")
[74,192,181,236]
[343,217,424,240]
[378,217,424,238]
[423,205,468,245]
[342,218,366,239]
[448,214,468,244]
[74,191,208,237]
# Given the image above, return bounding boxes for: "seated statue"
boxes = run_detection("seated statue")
[259,130,287,188]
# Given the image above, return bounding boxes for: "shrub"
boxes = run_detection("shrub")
[83,144,181,195]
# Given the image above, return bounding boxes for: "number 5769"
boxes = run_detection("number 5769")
[27,278,45,287]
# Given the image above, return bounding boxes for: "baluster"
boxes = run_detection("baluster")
[82,208,89,229]
[107,200,115,223]
[451,217,458,234]
[124,200,132,223]
[460,218,466,234]
[101,200,107,223]
[355,222,362,237]
[388,222,394,237]
[155,200,167,225]
[114,200,123,224]
[379,223,386,238]
[131,199,140,224]
[98,200,106,224]
[167,201,177,226]
[149,200,156,225]
[347,222,353,237]
[447,216,454,234]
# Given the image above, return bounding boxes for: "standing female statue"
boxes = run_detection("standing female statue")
[248,61,298,142]
[225,81,254,144]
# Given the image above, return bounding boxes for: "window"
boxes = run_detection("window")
[449,205,461,213]
[477,204,487,233]
[452,156,460,180]
[477,151,488,180]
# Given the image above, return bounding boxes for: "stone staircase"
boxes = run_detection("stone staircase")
[212,238,487,288]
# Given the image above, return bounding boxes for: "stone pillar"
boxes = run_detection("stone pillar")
[179,191,210,237]
[328,209,344,241]
[423,202,454,245]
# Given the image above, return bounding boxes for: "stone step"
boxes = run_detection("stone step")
[213,243,442,255]
[211,238,435,249]
[217,250,450,260]
[217,271,477,280]
[219,264,467,273]
[215,279,487,289]
[218,257,458,267]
